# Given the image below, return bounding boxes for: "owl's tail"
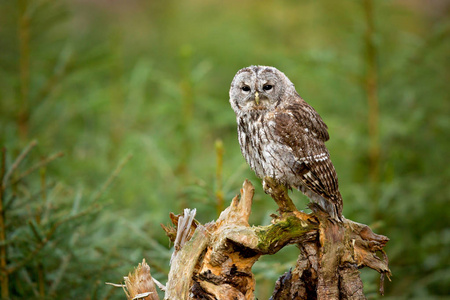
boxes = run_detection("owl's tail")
[313,195,343,223]
[297,185,344,222]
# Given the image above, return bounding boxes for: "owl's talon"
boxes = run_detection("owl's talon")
[263,179,273,195]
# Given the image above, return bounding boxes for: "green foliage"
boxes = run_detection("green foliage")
[0,142,171,299]
[0,0,449,298]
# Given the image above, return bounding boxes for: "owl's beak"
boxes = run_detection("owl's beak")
[254,91,260,105]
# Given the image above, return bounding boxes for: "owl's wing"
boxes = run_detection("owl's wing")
[267,101,341,205]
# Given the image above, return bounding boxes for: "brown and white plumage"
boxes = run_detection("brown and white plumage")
[229,66,343,221]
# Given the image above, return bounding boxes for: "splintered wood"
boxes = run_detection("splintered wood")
[122,259,159,300]
[122,180,390,300]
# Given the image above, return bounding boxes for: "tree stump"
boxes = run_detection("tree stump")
[119,180,390,300]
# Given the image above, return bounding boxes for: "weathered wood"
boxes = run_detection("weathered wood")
[116,259,159,300]
[119,179,391,300]
[193,179,258,299]
[165,225,211,300]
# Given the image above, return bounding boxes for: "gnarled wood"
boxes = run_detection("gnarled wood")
[119,179,390,300]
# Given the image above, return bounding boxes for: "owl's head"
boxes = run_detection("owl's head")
[229,65,296,115]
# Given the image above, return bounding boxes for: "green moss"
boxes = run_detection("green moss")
[255,216,318,254]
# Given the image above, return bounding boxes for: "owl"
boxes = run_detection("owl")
[229,66,343,221]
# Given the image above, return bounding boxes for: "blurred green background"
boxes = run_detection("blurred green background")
[0,0,449,299]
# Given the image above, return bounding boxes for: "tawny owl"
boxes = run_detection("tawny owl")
[229,65,343,221]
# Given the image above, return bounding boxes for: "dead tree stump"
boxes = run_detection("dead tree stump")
[118,180,390,300]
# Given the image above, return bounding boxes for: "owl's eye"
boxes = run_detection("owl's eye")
[263,84,273,91]
[241,86,251,92]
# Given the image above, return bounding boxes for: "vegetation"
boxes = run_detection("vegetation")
[0,0,449,298]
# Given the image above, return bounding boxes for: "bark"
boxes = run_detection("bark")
[119,179,390,300]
